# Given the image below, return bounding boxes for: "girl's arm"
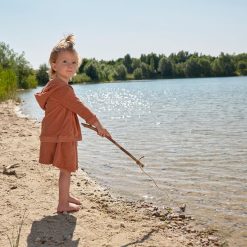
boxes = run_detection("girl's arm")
[53,86,111,138]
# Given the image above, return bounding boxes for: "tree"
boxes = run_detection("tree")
[212,53,235,76]
[133,68,143,79]
[132,58,141,70]
[185,57,202,77]
[198,58,212,77]
[78,58,89,73]
[140,54,147,63]
[158,57,173,77]
[123,54,133,73]
[36,64,49,85]
[141,62,151,78]
[173,63,186,78]
[147,53,159,71]
[176,51,190,63]
[0,42,15,68]
[113,65,127,80]
[84,62,100,81]
[237,61,247,75]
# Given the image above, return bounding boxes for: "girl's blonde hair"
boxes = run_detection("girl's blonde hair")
[49,34,80,78]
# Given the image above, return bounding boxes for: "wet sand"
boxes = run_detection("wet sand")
[0,100,227,247]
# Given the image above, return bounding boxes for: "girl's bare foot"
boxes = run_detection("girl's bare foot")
[57,202,80,213]
[69,195,81,205]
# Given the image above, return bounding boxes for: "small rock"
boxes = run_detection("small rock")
[208,236,219,242]
[120,223,125,228]
[188,228,196,233]
[152,211,161,217]
[201,238,209,244]
[179,213,186,219]
[3,168,17,177]
[10,185,17,190]
[35,237,41,242]
[179,203,186,212]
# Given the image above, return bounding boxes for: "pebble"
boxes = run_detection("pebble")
[35,237,41,242]
[208,236,219,242]
[179,213,186,219]
[152,211,161,217]
[120,223,125,228]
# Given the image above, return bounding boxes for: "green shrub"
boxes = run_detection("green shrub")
[72,73,92,83]
[19,74,38,89]
[0,67,17,101]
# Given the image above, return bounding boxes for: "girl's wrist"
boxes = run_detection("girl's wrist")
[94,120,103,130]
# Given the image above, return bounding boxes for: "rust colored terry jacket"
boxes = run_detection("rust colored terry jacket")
[35,78,98,142]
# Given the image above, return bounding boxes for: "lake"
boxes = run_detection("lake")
[18,77,247,246]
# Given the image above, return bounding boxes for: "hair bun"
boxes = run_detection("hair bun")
[65,34,75,45]
[57,34,75,48]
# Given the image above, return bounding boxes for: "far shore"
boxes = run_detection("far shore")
[0,100,227,247]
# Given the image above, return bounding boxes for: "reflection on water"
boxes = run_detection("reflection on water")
[19,77,247,246]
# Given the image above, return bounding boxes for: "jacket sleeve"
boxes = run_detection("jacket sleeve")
[52,85,98,125]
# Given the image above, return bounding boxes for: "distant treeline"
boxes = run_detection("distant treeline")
[41,51,247,85]
[1,40,247,101]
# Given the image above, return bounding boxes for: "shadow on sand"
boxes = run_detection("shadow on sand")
[120,229,158,247]
[27,213,79,247]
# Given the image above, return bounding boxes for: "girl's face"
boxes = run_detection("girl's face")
[52,51,78,82]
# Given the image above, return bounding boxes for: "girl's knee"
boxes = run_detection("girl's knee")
[60,168,71,176]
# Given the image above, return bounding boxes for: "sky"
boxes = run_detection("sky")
[1,0,246,69]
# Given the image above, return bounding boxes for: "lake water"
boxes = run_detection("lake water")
[18,77,247,246]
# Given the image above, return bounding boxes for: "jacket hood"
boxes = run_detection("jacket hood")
[35,78,67,110]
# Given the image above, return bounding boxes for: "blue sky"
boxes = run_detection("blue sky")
[1,0,246,69]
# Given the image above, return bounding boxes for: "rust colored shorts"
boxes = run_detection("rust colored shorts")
[39,142,78,172]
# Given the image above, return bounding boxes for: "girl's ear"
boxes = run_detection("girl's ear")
[51,62,56,72]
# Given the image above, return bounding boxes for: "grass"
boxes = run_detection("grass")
[7,210,27,247]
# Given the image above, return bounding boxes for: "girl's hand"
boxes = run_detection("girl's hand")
[97,127,111,138]
[94,121,111,138]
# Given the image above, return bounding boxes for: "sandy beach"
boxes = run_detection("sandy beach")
[0,100,227,247]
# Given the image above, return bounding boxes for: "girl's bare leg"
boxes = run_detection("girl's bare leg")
[57,169,80,213]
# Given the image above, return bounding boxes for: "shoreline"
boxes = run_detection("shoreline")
[0,100,226,246]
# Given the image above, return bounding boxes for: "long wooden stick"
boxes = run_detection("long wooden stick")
[81,123,145,168]
[82,123,186,210]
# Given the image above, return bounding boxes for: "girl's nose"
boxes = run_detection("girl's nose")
[66,62,75,68]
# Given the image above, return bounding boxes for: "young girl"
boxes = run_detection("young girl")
[35,34,110,213]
